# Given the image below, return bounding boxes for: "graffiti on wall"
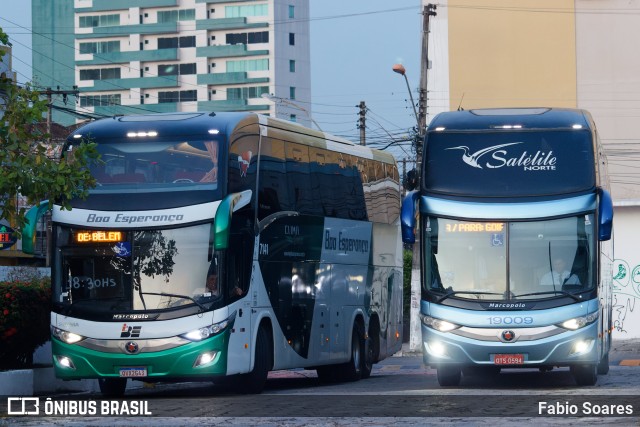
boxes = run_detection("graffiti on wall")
[612,259,640,334]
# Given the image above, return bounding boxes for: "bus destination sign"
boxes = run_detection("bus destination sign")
[445,223,505,233]
[75,231,124,243]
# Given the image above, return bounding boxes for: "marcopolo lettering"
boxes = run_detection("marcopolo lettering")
[87,213,184,223]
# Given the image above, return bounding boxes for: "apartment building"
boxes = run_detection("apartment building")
[32,0,311,127]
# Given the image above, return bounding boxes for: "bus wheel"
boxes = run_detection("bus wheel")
[597,353,610,375]
[361,332,374,379]
[342,324,364,381]
[98,378,127,397]
[238,326,271,394]
[571,364,597,386]
[437,365,461,386]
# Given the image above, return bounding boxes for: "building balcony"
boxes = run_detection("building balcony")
[198,99,270,112]
[79,75,179,91]
[76,22,178,39]
[196,44,268,59]
[195,17,268,31]
[75,0,178,12]
[76,48,178,66]
[197,72,268,86]
[94,103,178,116]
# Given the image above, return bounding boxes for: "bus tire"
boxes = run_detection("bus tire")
[98,378,127,397]
[437,365,461,386]
[342,323,364,381]
[362,321,379,380]
[238,326,271,394]
[571,364,598,386]
[597,353,610,375]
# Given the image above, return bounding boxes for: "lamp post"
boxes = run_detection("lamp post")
[392,63,423,352]
[261,93,323,132]
[392,64,421,137]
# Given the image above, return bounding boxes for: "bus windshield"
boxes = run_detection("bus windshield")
[89,140,219,187]
[54,222,229,314]
[424,214,596,301]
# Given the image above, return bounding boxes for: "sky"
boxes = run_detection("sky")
[0,0,423,161]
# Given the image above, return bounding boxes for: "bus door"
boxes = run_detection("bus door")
[224,230,253,374]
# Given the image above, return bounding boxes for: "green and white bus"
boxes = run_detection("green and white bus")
[25,112,403,395]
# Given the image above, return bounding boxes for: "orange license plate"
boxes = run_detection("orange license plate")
[494,354,524,365]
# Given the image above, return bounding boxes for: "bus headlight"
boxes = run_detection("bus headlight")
[421,314,460,332]
[180,312,235,342]
[51,326,85,344]
[557,311,598,330]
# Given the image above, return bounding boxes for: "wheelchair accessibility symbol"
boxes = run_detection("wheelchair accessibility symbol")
[491,233,504,247]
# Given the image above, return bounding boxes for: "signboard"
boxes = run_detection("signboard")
[0,225,18,250]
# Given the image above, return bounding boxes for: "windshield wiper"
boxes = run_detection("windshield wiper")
[436,290,502,303]
[511,290,581,302]
[140,291,208,312]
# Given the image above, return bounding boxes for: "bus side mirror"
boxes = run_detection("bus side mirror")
[213,190,252,250]
[597,188,613,241]
[21,201,50,255]
[401,191,420,244]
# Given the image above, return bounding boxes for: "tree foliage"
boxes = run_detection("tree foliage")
[0,27,99,234]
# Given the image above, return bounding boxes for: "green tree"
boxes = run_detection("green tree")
[0,28,99,233]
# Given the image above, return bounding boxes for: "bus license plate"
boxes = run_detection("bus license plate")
[494,354,524,365]
[119,367,147,377]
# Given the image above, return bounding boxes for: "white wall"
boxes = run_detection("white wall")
[611,205,640,339]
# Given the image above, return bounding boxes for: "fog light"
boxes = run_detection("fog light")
[55,355,76,370]
[426,341,448,358]
[194,351,218,368]
[570,339,594,356]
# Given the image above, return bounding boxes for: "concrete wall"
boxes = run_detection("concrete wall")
[611,205,640,339]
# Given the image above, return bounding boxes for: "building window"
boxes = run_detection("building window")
[289,33,295,46]
[79,40,120,55]
[226,58,269,72]
[289,87,296,100]
[227,86,269,100]
[289,60,296,72]
[290,114,297,122]
[226,31,269,45]
[289,5,295,19]
[158,63,196,76]
[79,94,121,107]
[158,90,197,103]
[157,9,195,23]
[79,14,120,28]
[79,67,121,81]
[158,36,196,49]
[225,4,268,18]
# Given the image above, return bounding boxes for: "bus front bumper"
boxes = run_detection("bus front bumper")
[51,332,230,380]
[421,322,600,368]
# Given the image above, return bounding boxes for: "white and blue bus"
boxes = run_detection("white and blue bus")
[25,112,403,395]
[401,108,614,386]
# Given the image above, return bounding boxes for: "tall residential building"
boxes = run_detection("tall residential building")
[32,0,311,127]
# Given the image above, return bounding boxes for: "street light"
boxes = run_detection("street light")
[392,64,421,136]
[260,93,323,132]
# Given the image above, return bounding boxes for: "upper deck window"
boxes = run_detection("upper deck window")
[90,140,219,188]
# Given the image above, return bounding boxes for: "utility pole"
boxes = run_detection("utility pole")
[417,3,437,163]
[409,3,437,352]
[358,101,366,145]
[42,87,79,145]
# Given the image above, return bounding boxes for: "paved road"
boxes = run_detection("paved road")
[2,340,639,426]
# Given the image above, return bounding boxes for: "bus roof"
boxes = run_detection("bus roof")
[428,108,592,132]
[67,111,396,165]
